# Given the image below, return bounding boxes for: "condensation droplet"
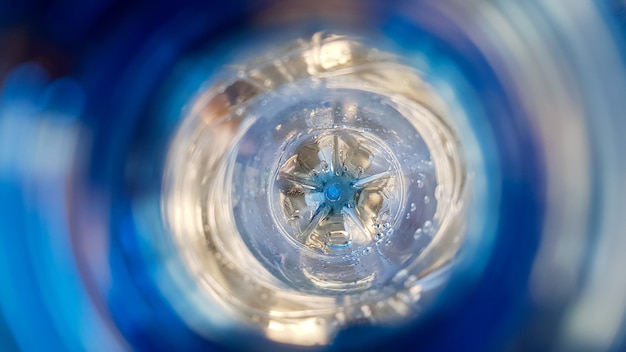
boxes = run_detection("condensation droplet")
[361,305,372,318]
[435,185,444,200]
[404,275,418,288]
[423,220,433,234]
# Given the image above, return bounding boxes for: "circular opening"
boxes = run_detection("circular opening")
[163,32,471,346]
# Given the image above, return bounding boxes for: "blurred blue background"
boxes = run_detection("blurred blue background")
[1,0,626,351]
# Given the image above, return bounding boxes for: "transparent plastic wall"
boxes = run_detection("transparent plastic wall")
[1,1,625,351]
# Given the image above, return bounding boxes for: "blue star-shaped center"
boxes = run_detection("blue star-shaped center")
[275,131,399,252]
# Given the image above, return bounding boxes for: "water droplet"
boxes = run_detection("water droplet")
[397,292,412,304]
[413,228,423,239]
[435,185,444,200]
[409,285,422,301]
[406,213,411,219]
[404,275,418,288]
[423,220,433,234]
[335,312,346,323]
[360,305,372,318]
[424,196,430,204]
[416,179,424,188]
[235,108,244,116]
[410,203,416,212]
[395,269,408,281]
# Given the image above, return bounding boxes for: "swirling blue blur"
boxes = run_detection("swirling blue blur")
[1,0,626,351]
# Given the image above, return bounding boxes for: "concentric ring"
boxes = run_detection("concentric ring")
[163,32,470,345]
